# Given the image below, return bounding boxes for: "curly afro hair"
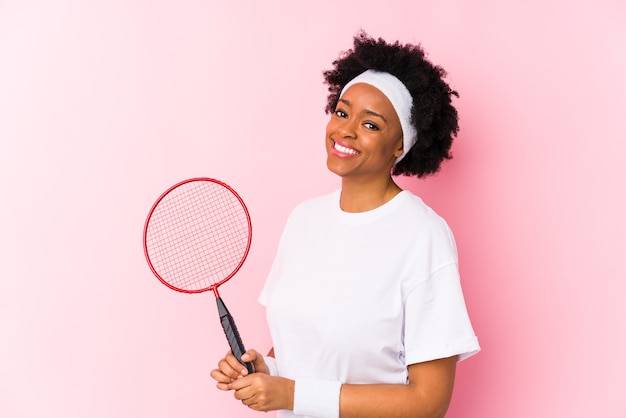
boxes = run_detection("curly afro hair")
[323,31,459,178]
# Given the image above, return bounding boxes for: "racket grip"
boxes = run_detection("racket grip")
[216,298,255,374]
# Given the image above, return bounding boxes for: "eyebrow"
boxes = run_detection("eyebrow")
[338,98,388,123]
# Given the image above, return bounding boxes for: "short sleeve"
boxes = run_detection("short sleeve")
[258,213,293,307]
[258,254,278,307]
[404,263,480,364]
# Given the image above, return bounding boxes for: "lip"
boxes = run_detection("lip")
[330,139,360,158]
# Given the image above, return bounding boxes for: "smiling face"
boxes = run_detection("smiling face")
[326,83,404,182]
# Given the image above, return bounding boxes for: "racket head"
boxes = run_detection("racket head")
[143,178,252,294]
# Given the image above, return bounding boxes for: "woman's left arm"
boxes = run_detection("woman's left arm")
[339,356,457,418]
[229,355,457,418]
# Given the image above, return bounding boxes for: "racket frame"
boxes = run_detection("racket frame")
[142,177,252,296]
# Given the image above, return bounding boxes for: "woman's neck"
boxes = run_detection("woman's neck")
[339,177,402,213]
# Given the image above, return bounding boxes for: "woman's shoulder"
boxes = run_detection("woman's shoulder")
[398,191,457,247]
[290,190,339,216]
[400,191,449,226]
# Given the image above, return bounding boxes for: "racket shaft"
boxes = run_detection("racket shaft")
[216,298,254,374]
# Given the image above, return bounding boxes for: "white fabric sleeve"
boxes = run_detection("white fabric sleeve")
[293,377,342,418]
[404,263,480,364]
[258,214,293,307]
[264,356,278,376]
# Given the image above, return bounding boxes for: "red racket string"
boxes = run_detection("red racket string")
[144,180,251,292]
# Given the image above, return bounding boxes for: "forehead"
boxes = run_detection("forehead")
[340,82,399,122]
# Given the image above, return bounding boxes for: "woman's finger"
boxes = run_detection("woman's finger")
[224,351,251,376]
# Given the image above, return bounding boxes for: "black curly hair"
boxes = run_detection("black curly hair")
[323,31,459,178]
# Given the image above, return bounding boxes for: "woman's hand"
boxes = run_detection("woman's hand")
[210,349,294,412]
[230,372,294,412]
[210,349,269,390]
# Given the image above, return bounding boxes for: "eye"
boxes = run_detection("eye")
[334,109,348,118]
[363,122,379,131]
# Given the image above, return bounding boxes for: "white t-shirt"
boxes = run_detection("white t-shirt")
[259,190,479,416]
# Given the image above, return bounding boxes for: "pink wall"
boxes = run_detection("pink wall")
[1,1,625,417]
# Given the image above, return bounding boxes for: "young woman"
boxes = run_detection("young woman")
[210,32,480,418]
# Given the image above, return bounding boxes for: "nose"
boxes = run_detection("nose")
[337,117,357,139]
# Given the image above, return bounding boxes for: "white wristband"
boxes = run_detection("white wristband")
[264,356,278,376]
[293,377,342,418]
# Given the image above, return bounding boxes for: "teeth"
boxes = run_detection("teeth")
[334,142,359,155]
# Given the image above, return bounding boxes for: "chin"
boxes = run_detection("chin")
[326,158,342,177]
[326,160,354,179]
[326,158,339,176]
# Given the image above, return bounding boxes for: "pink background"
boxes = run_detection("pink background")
[1,1,625,417]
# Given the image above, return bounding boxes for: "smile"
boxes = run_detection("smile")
[332,140,360,156]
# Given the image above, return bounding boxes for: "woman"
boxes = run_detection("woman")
[210,32,480,418]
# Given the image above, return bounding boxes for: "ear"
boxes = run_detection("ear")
[394,136,404,158]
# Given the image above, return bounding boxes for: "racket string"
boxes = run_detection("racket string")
[145,181,250,292]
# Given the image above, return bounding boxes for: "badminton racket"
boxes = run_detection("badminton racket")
[143,177,254,374]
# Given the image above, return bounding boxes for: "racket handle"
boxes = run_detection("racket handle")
[216,298,255,374]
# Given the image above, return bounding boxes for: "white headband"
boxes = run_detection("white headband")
[340,70,417,164]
